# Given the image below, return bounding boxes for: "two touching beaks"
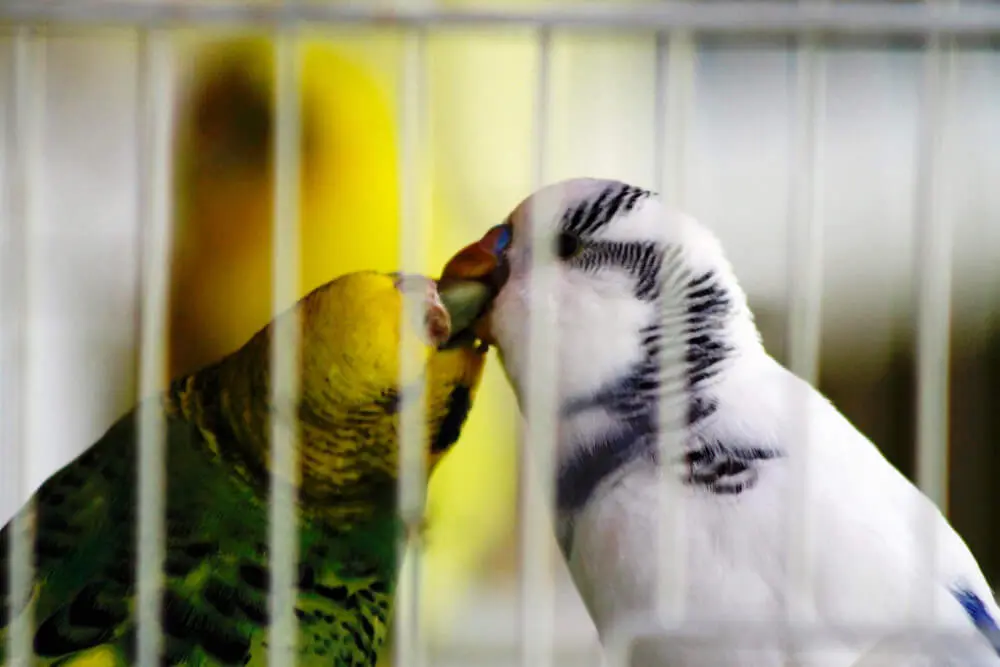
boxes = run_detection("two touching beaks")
[427,220,514,350]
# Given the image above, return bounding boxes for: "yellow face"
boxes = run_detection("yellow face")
[288,272,490,510]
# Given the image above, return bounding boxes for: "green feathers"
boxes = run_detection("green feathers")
[2,404,397,667]
[0,271,491,667]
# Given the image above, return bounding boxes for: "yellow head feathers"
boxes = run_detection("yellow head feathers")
[169,271,490,516]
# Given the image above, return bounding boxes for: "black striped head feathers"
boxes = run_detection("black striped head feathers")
[473,178,762,432]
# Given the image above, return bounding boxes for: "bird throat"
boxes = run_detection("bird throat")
[162,346,398,527]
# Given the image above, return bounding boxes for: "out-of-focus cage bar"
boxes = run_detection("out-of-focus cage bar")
[2,25,45,667]
[910,0,958,626]
[0,0,990,665]
[4,2,1000,33]
[782,0,826,639]
[521,26,556,667]
[651,26,695,637]
[913,1,957,516]
[267,25,302,667]
[134,26,173,667]
[396,25,430,667]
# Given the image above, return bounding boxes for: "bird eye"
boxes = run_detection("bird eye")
[555,232,582,260]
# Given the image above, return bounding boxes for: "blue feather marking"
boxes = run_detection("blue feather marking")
[490,223,512,254]
[556,415,658,516]
[952,585,1000,656]
[555,416,658,560]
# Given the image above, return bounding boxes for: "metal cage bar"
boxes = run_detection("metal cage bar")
[652,26,695,640]
[910,0,958,624]
[267,26,303,667]
[781,0,827,640]
[4,2,1000,34]
[2,26,44,667]
[784,18,826,391]
[519,26,557,667]
[134,27,173,667]
[395,25,430,667]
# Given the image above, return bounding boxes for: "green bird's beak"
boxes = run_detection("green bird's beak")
[436,279,495,351]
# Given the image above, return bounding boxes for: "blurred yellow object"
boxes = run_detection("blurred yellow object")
[59,645,125,667]
[169,35,400,375]
[167,33,517,659]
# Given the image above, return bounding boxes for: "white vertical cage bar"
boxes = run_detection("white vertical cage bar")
[782,1,827,643]
[268,26,303,667]
[395,25,429,667]
[2,26,43,667]
[910,0,957,625]
[605,27,698,667]
[134,27,174,667]
[784,9,826,390]
[520,25,557,667]
[660,32,694,212]
[653,25,694,633]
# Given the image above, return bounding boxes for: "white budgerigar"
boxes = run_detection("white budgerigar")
[439,177,1000,666]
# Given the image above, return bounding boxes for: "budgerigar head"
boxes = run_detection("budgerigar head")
[223,271,493,513]
[441,178,762,443]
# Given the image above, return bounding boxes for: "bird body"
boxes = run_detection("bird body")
[0,271,490,667]
[441,178,1000,666]
[563,355,998,666]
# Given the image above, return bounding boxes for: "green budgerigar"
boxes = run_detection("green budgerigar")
[0,271,493,667]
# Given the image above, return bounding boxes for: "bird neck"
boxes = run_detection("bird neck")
[553,268,767,524]
[162,340,398,528]
[655,262,764,417]
[163,352,270,487]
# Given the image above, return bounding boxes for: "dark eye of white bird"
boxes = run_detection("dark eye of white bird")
[555,232,582,260]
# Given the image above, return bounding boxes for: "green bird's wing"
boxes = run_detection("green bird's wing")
[0,406,139,664]
[0,399,400,667]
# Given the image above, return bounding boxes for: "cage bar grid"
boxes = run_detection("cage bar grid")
[0,0,990,665]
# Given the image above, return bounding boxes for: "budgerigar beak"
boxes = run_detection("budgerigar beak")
[436,279,493,351]
[438,222,513,349]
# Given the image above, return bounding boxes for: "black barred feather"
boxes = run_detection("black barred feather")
[557,183,738,428]
[553,181,782,532]
[560,182,652,237]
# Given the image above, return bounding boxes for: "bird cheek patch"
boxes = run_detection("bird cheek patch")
[423,300,452,348]
[391,273,453,348]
